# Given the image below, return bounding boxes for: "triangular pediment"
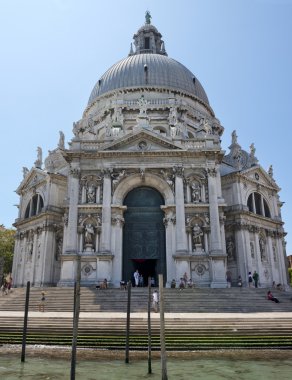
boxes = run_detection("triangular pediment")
[101,129,184,152]
[241,165,280,190]
[16,168,48,194]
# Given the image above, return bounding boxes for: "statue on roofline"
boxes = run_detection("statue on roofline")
[145,10,151,24]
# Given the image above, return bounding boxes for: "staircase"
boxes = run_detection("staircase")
[0,287,291,350]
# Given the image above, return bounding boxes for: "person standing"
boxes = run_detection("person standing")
[133,269,139,287]
[238,275,242,288]
[253,270,259,288]
[152,290,159,312]
[39,291,46,312]
[248,271,253,288]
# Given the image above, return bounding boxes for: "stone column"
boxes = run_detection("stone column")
[162,208,176,285]
[100,170,112,253]
[11,234,21,286]
[40,226,56,286]
[276,235,287,285]
[207,168,222,254]
[207,168,226,287]
[111,208,126,287]
[174,168,188,254]
[33,227,46,286]
[30,230,38,285]
[64,167,80,253]
[267,234,276,283]
[20,233,28,286]
[235,228,251,285]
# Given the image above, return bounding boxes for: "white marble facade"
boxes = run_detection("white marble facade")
[12,16,288,288]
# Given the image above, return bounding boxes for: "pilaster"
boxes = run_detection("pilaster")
[174,167,188,254]
[100,170,112,253]
[64,166,80,253]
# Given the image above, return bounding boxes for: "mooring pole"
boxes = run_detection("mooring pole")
[147,276,152,374]
[70,255,81,380]
[21,281,30,362]
[159,274,168,380]
[125,280,131,363]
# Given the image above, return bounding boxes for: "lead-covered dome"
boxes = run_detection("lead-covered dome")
[88,54,209,106]
[88,14,209,107]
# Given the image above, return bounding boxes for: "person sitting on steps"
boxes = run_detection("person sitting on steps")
[267,290,280,303]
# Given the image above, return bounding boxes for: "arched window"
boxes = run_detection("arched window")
[24,194,44,219]
[247,192,271,218]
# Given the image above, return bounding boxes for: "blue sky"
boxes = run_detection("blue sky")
[0,0,291,254]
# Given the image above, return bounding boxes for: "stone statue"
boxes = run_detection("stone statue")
[84,223,94,245]
[226,238,235,260]
[170,125,177,137]
[145,10,151,24]
[58,131,65,149]
[203,119,212,134]
[250,143,255,157]
[193,224,203,246]
[231,130,238,145]
[259,237,266,261]
[87,184,96,203]
[191,182,201,203]
[169,107,178,126]
[73,121,80,137]
[137,95,148,115]
[268,165,274,178]
[22,167,29,178]
[34,146,43,168]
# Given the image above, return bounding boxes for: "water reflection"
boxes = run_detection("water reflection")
[0,356,291,380]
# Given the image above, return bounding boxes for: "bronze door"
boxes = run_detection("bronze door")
[123,187,166,286]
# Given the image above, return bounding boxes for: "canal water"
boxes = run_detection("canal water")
[0,355,291,380]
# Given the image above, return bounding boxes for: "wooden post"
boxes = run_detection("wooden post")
[70,256,81,380]
[159,274,168,380]
[21,281,30,362]
[125,280,131,363]
[147,277,152,374]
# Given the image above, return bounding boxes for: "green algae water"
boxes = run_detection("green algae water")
[0,356,291,380]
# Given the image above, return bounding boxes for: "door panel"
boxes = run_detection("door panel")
[123,187,166,284]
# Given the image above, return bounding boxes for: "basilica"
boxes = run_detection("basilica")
[12,14,288,288]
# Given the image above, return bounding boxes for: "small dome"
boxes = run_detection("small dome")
[88,54,209,105]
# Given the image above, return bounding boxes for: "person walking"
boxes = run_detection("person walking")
[39,291,46,312]
[133,269,139,287]
[253,271,259,288]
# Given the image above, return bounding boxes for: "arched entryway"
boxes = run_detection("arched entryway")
[123,187,166,286]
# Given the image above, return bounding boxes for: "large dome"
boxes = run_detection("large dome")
[88,54,209,106]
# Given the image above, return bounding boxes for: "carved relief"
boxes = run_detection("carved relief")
[207,168,217,177]
[70,167,80,178]
[173,166,184,178]
[111,215,125,226]
[82,264,96,277]
[250,241,255,259]
[160,169,174,192]
[272,244,277,262]
[163,215,176,226]
[192,263,208,276]
[111,170,126,192]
